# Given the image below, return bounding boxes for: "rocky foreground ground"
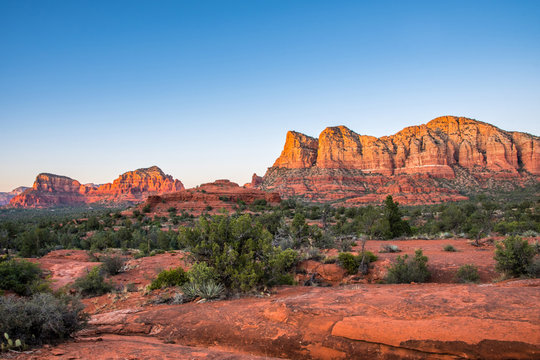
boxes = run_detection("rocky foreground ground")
[6,239,540,360]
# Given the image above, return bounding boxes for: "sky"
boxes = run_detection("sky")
[1,0,539,191]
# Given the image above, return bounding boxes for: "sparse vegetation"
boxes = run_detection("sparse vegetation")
[456,264,480,283]
[385,249,430,284]
[494,235,537,278]
[100,255,125,276]
[443,244,457,252]
[0,258,47,296]
[149,267,189,290]
[73,266,113,297]
[0,293,87,348]
[337,252,377,275]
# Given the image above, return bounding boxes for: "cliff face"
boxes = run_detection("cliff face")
[9,166,184,208]
[259,116,539,205]
[0,186,30,206]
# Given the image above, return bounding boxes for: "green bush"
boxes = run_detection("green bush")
[178,214,299,292]
[0,293,87,347]
[73,266,113,297]
[100,256,125,276]
[385,249,430,284]
[337,252,378,275]
[338,253,359,274]
[443,244,457,252]
[149,267,188,290]
[0,259,46,296]
[187,262,219,285]
[456,264,480,283]
[494,236,536,277]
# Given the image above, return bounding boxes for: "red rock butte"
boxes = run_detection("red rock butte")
[254,116,539,205]
[9,166,184,208]
[141,179,281,214]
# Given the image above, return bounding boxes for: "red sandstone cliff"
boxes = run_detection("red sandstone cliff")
[0,186,30,206]
[259,116,539,205]
[9,166,184,208]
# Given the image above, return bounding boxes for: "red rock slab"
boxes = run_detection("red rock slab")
[10,334,284,360]
[29,250,98,290]
[82,281,539,359]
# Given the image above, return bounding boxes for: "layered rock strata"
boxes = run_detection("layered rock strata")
[257,116,539,204]
[9,166,184,208]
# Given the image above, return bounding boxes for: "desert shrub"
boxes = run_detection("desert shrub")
[337,252,378,275]
[198,281,225,299]
[149,267,188,290]
[0,259,45,296]
[178,214,299,292]
[338,253,358,274]
[73,266,113,297]
[456,264,480,283]
[181,281,225,301]
[385,249,430,284]
[526,258,540,278]
[142,204,151,213]
[187,262,219,285]
[494,236,536,277]
[0,293,87,347]
[443,244,457,252]
[100,256,125,276]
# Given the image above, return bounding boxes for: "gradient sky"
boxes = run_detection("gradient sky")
[1,0,539,191]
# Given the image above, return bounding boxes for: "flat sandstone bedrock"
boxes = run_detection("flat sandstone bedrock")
[42,280,539,360]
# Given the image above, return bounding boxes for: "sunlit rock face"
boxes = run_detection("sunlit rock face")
[0,186,30,206]
[9,166,184,208]
[258,116,539,205]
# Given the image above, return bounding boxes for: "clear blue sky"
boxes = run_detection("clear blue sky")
[1,0,539,191]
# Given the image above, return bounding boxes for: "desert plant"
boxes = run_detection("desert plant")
[181,282,199,300]
[338,252,359,274]
[456,264,480,283]
[100,255,125,276]
[0,259,45,296]
[187,262,219,285]
[181,281,224,300]
[0,293,87,347]
[149,267,188,290]
[385,249,430,284]
[1,332,23,352]
[526,258,540,278]
[178,214,299,292]
[337,252,378,275]
[197,281,225,299]
[73,266,113,297]
[494,236,536,277]
[443,244,457,252]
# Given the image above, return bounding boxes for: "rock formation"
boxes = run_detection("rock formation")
[258,116,539,205]
[141,179,281,215]
[0,186,29,206]
[9,166,184,208]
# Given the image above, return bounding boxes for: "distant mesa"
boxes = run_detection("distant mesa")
[8,166,184,208]
[255,116,539,205]
[140,179,281,215]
